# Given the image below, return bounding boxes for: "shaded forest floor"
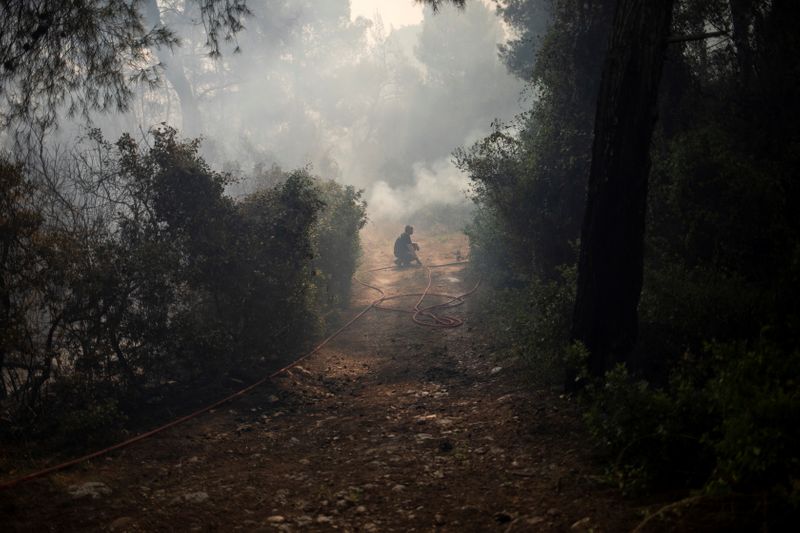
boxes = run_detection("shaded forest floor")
[1,228,650,532]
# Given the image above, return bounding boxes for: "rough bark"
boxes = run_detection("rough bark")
[570,0,675,385]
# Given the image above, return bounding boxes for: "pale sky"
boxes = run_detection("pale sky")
[350,0,425,27]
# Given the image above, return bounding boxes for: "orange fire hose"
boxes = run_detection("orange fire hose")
[0,260,478,491]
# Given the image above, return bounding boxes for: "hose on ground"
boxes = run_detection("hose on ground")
[0,260,477,491]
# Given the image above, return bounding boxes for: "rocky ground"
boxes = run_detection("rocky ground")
[0,230,649,532]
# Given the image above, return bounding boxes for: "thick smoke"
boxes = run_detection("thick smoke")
[47,1,524,223]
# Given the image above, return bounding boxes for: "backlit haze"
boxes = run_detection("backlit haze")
[57,0,525,223]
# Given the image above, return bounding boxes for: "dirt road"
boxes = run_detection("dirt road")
[1,230,640,532]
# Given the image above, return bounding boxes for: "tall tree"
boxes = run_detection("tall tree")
[496,0,552,81]
[143,0,203,136]
[0,0,249,129]
[571,0,675,382]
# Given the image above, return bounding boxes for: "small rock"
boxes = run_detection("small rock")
[266,515,285,523]
[571,517,592,529]
[294,365,312,376]
[183,491,209,503]
[363,524,378,532]
[355,505,367,514]
[298,458,311,465]
[391,484,406,492]
[269,394,280,403]
[295,516,313,526]
[109,516,134,530]
[316,515,333,524]
[527,517,546,525]
[67,481,112,499]
[490,366,503,375]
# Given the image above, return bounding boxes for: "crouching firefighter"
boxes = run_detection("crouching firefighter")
[394,225,422,266]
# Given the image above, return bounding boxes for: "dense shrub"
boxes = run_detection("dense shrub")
[584,333,800,507]
[583,360,713,494]
[310,179,367,310]
[0,127,366,444]
[474,263,576,384]
[461,0,800,520]
[706,335,800,494]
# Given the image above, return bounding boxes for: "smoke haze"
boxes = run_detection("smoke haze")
[56,1,525,223]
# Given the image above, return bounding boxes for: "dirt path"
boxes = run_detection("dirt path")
[1,231,642,532]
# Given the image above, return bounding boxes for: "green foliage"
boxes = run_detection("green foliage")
[460,0,800,515]
[57,402,127,448]
[311,180,367,310]
[477,264,576,384]
[706,336,800,492]
[0,0,250,128]
[584,362,712,494]
[0,126,366,445]
[496,0,552,81]
[637,262,764,374]
[459,0,614,285]
[583,333,800,504]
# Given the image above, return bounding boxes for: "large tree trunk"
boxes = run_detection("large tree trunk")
[729,0,755,90]
[570,0,674,385]
[143,0,203,137]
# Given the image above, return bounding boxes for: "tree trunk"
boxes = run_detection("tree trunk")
[729,0,755,90]
[570,0,674,386]
[143,0,203,137]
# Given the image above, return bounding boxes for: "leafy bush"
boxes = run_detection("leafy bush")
[706,335,800,493]
[476,264,576,384]
[311,179,367,310]
[583,332,800,507]
[583,362,713,494]
[0,127,367,445]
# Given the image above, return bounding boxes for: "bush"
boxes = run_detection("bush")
[0,127,367,445]
[707,335,800,493]
[476,263,576,384]
[583,330,800,507]
[583,361,713,494]
[311,179,367,310]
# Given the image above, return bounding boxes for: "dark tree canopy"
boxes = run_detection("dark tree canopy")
[496,0,552,81]
[0,0,249,128]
